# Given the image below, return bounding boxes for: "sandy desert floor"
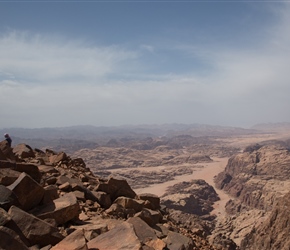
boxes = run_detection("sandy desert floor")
[134,131,290,216]
[134,157,231,216]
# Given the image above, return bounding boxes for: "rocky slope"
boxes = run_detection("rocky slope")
[214,141,290,247]
[0,139,226,250]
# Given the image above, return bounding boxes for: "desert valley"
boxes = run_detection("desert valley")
[1,123,290,249]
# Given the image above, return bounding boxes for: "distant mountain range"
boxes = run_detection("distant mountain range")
[1,123,288,153]
[1,123,260,140]
[251,122,290,131]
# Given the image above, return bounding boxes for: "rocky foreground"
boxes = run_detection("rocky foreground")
[0,139,230,250]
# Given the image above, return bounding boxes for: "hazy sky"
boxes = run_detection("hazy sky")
[0,1,289,128]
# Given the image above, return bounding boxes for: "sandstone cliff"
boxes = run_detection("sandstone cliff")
[214,142,290,247]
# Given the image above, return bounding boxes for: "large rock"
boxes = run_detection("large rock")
[50,229,87,250]
[138,193,160,210]
[90,191,111,209]
[42,185,59,204]
[0,161,41,183]
[0,140,15,161]
[0,168,20,186]
[50,152,69,165]
[127,217,157,243]
[164,231,195,250]
[114,196,145,213]
[135,208,162,227]
[7,172,45,211]
[0,185,20,211]
[13,163,42,183]
[32,192,80,225]
[87,221,141,250]
[0,226,29,250]
[96,177,137,201]
[0,207,11,226]
[8,206,64,247]
[13,144,35,159]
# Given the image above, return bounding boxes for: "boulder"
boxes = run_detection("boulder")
[56,175,83,187]
[0,226,29,250]
[0,140,15,161]
[13,144,35,159]
[0,185,20,211]
[145,238,167,250]
[105,203,126,218]
[14,163,42,183]
[96,177,136,201]
[50,152,68,165]
[8,206,64,247]
[0,168,20,186]
[0,161,41,183]
[165,231,195,250]
[127,217,157,243]
[42,185,59,204]
[138,193,160,210]
[73,190,86,202]
[87,221,141,250]
[0,207,11,226]
[114,196,145,213]
[7,172,45,211]
[38,165,59,174]
[0,147,6,160]
[33,192,80,225]
[50,229,88,250]
[135,208,162,227]
[0,160,16,169]
[90,191,111,209]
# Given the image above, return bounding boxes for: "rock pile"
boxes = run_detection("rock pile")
[0,140,218,250]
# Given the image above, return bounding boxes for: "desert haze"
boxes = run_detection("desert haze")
[1,123,290,249]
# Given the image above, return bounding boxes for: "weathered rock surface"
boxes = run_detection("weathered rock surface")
[0,141,220,249]
[32,192,80,225]
[8,172,45,211]
[0,225,29,250]
[240,191,290,250]
[162,179,219,216]
[8,205,64,247]
[213,142,290,247]
[87,221,142,250]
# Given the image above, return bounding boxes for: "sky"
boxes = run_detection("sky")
[0,0,289,129]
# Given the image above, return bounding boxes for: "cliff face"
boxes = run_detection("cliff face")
[0,140,221,250]
[215,144,290,210]
[214,142,290,248]
[240,191,290,250]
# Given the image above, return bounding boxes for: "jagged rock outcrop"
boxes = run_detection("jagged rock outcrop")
[213,142,290,247]
[215,144,290,210]
[0,139,218,250]
[162,179,219,216]
[240,191,290,250]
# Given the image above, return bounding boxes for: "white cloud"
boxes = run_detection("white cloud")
[1,4,290,128]
[0,31,137,84]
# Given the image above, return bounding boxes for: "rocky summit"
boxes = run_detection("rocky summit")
[0,140,221,250]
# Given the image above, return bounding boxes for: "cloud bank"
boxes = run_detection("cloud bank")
[1,4,290,128]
